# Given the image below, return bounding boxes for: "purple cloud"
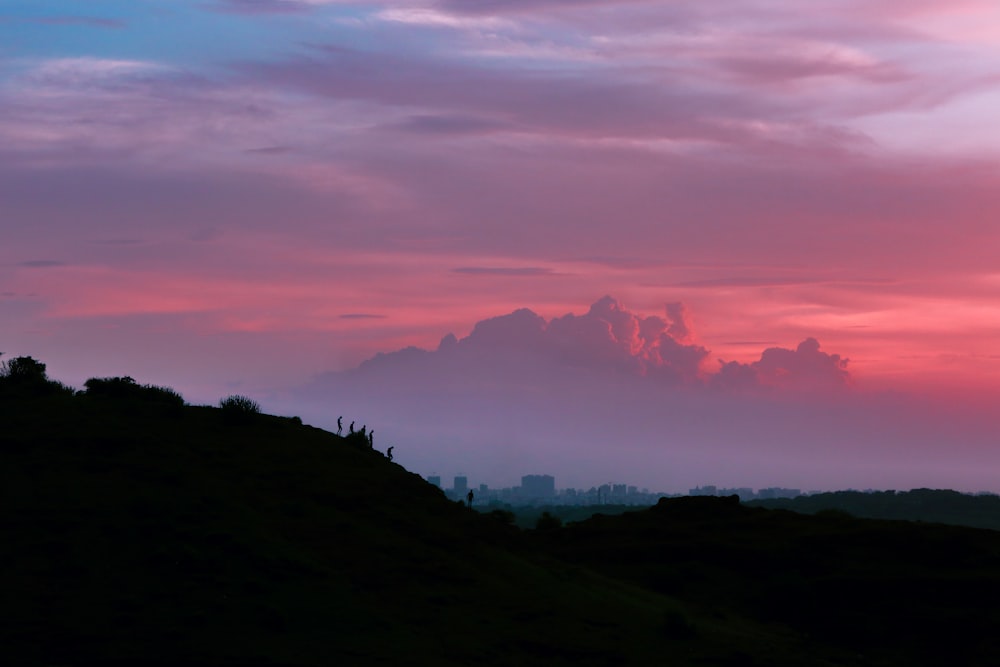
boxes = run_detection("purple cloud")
[754,338,850,389]
[391,114,511,135]
[238,46,776,144]
[320,297,846,393]
[284,297,1000,493]
[714,338,850,392]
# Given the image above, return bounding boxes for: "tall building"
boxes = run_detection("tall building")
[598,483,611,503]
[453,476,468,494]
[521,474,555,499]
[427,475,441,488]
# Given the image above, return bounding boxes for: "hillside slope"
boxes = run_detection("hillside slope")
[6,374,1000,665]
[533,495,1000,666]
[748,488,1000,531]
[2,385,812,666]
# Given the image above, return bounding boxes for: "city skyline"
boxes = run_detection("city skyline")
[424,472,910,505]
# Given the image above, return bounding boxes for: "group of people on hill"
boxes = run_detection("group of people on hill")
[336,415,393,462]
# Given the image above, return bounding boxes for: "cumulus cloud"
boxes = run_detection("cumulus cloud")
[464,296,704,380]
[287,298,1000,495]
[457,307,548,360]
[714,338,850,392]
[761,338,850,388]
[325,297,847,393]
[663,302,692,342]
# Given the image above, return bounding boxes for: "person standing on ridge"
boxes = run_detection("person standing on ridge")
[467,489,474,507]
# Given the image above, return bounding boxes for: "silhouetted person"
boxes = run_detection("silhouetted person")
[386,446,394,462]
[337,416,343,435]
[368,429,374,448]
[467,490,474,507]
[349,421,355,434]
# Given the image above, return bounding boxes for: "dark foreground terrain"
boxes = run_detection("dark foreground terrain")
[749,488,1000,531]
[4,364,1000,665]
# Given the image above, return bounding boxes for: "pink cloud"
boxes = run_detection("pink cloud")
[285,297,1000,493]
[715,338,850,392]
[328,297,844,393]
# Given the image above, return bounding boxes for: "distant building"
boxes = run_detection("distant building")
[453,476,468,494]
[598,483,611,503]
[521,474,555,500]
[757,487,802,500]
[689,485,717,496]
[720,487,755,501]
[427,475,441,488]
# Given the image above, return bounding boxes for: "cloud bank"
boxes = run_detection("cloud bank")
[285,298,998,494]
[345,296,849,392]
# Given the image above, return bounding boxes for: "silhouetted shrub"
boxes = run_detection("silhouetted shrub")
[1,355,48,381]
[0,355,73,396]
[84,376,185,406]
[219,394,261,414]
[149,385,184,405]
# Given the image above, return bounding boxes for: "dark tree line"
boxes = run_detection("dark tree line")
[0,355,72,397]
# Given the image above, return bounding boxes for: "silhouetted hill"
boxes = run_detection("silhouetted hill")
[5,367,1000,665]
[494,503,648,529]
[533,495,1000,666]
[0,376,804,666]
[748,488,1000,531]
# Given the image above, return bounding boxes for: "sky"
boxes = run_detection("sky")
[3,0,1000,492]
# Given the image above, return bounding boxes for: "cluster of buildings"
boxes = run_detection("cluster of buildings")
[428,474,568,505]
[426,475,810,506]
[688,485,808,501]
